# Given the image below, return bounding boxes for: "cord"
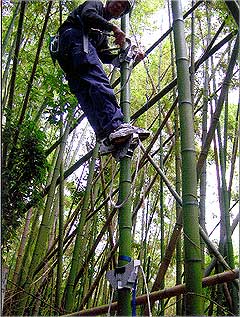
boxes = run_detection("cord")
[139,265,152,317]
[107,288,115,316]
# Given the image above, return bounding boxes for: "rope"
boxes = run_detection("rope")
[139,265,152,317]
[107,288,115,316]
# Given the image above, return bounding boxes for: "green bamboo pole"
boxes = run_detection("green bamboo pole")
[174,87,182,315]
[171,0,203,315]
[2,37,17,106]
[217,110,238,314]
[228,102,240,194]
[167,1,183,312]
[64,143,99,312]
[158,6,165,314]
[12,208,33,286]
[117,13,132,316]
[14,118,71,316]
[79,244,119,310]
[55,115,64,315]
[2,1,26,169]
[6,1,52,171]
[4,207,33,315]
[15,207,41,293]
[199,2,210,275]
[2,2,20,54]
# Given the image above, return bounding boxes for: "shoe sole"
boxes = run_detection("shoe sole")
[111,134,132,145]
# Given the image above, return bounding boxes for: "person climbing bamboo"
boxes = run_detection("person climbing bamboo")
[56,0,150,155]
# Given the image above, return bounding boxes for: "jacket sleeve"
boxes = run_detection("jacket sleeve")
[98,50,118,64]
[96,36,118,64]
[80,1,114,32]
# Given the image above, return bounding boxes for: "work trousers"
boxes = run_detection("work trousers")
[57,27,123,140]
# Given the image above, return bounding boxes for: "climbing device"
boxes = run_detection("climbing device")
[111,38,139,68]
[106,259,140,290]
[106,259,140,316]
[106,260,152,316]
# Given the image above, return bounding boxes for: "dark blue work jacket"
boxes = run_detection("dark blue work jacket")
[58,0,118,65]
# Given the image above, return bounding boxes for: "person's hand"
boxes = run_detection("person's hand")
[112,25,126,48]
[131,45,145,62]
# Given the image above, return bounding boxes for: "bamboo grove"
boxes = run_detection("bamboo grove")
[1,0,239,316]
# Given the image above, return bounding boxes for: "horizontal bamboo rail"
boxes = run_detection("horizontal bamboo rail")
[62,269,239,316]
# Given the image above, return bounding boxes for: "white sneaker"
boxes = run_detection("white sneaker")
[109,123,150,145]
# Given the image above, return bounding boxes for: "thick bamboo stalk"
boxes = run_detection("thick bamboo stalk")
[166,0,182,311]
[116,14,132,316]
[173,62,182,317]
[171,0,203,314]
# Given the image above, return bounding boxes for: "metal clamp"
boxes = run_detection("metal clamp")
[118,38,136,64]
[106,260,141,290]
[49,34,59,54]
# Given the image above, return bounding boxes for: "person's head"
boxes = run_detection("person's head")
[105,0,134,18]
